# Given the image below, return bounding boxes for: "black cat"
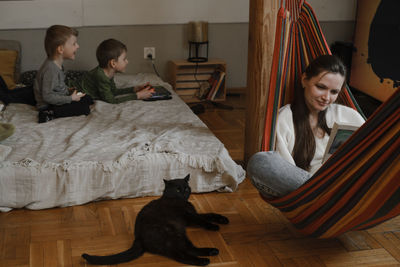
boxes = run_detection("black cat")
[81,174,229,266]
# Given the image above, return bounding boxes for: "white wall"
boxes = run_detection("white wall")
[0,0,356,30]
[308,0,357,21]
[0,0,83,29]
[83,0,249,26]
[0,0,249,29]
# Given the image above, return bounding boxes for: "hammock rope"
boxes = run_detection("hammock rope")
[260,0,400,238]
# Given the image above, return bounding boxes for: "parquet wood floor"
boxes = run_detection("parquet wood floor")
[195,95,246,163]
[1,95,399,266]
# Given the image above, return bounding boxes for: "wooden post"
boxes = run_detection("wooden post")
[244,0,278,163]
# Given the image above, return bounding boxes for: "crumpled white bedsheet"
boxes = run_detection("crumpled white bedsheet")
[0,73,245,211]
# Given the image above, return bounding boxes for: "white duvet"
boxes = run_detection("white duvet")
[0,73,245,211]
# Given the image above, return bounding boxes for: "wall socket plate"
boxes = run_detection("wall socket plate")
[144,47,155,59]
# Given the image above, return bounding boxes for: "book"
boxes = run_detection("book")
[210,72,225,100]
[207,70,226,100]
[322,122,359,163]
[205,70,221,100]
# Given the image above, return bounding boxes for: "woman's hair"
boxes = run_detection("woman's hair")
[291,55,347,171]
[96,39,127,68]
[45,25,78,58]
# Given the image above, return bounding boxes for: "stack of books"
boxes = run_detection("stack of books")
[205,69,225,101]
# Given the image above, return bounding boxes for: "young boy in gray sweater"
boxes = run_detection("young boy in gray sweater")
[34,25,93,123]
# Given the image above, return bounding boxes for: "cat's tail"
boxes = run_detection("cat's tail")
[81,239,144,265]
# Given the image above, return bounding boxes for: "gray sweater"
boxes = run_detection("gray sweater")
[34,59,72,109]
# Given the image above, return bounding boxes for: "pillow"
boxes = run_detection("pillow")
[0,50,18,90]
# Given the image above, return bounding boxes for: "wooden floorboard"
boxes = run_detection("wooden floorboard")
[0,95,399,266]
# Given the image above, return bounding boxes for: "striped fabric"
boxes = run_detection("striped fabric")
[263,90,399,238]
[261,0,400,238]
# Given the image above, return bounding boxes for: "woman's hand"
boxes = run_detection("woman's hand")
[71,90,85,101]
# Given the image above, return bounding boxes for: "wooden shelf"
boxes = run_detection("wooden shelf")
[168,59,227,103]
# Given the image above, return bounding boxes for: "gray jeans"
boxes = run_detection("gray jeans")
[247,151,312,198]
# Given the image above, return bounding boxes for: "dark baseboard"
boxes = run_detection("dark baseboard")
[227,87,246,95]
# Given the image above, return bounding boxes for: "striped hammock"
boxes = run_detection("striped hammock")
[261,0,400,238]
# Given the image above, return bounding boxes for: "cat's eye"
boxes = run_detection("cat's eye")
[176,189,180,192]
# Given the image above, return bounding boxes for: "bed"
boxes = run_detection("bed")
[0,72,245,211]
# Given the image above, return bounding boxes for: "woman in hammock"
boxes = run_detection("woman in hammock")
[247,55,365,198]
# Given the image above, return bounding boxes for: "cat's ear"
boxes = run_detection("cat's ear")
[163,179,169,184]
[184,174,190,182]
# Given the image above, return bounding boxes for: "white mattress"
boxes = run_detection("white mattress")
[0,73,245,211]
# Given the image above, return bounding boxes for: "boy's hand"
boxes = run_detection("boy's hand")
[71,90,85,101]
[134,82,151,92]
[137,87,154,100]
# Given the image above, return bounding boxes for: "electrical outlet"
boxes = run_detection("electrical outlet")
[144,47,155,59]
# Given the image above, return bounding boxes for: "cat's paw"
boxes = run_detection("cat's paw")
[205,213,230,224]
[197,247,219,256]
[208,248,219,256]
[205,223,219,231]
[215,215,229,224]
[197,258,210,266]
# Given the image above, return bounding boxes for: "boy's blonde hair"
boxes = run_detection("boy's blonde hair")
[45,25,78,58]
[96,39,127,68]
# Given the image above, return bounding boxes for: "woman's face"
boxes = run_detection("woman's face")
[302,71,344,114]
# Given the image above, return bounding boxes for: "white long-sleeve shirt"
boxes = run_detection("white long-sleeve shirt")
[275,104,365,174]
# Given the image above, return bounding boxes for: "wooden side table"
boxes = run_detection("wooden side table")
[168,59,226,103]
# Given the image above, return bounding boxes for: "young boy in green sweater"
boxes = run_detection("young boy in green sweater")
[75,39,153,103]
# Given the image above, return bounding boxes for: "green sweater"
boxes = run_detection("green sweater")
[73,66,137,104]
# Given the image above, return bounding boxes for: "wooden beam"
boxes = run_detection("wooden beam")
[244,0,278,163]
